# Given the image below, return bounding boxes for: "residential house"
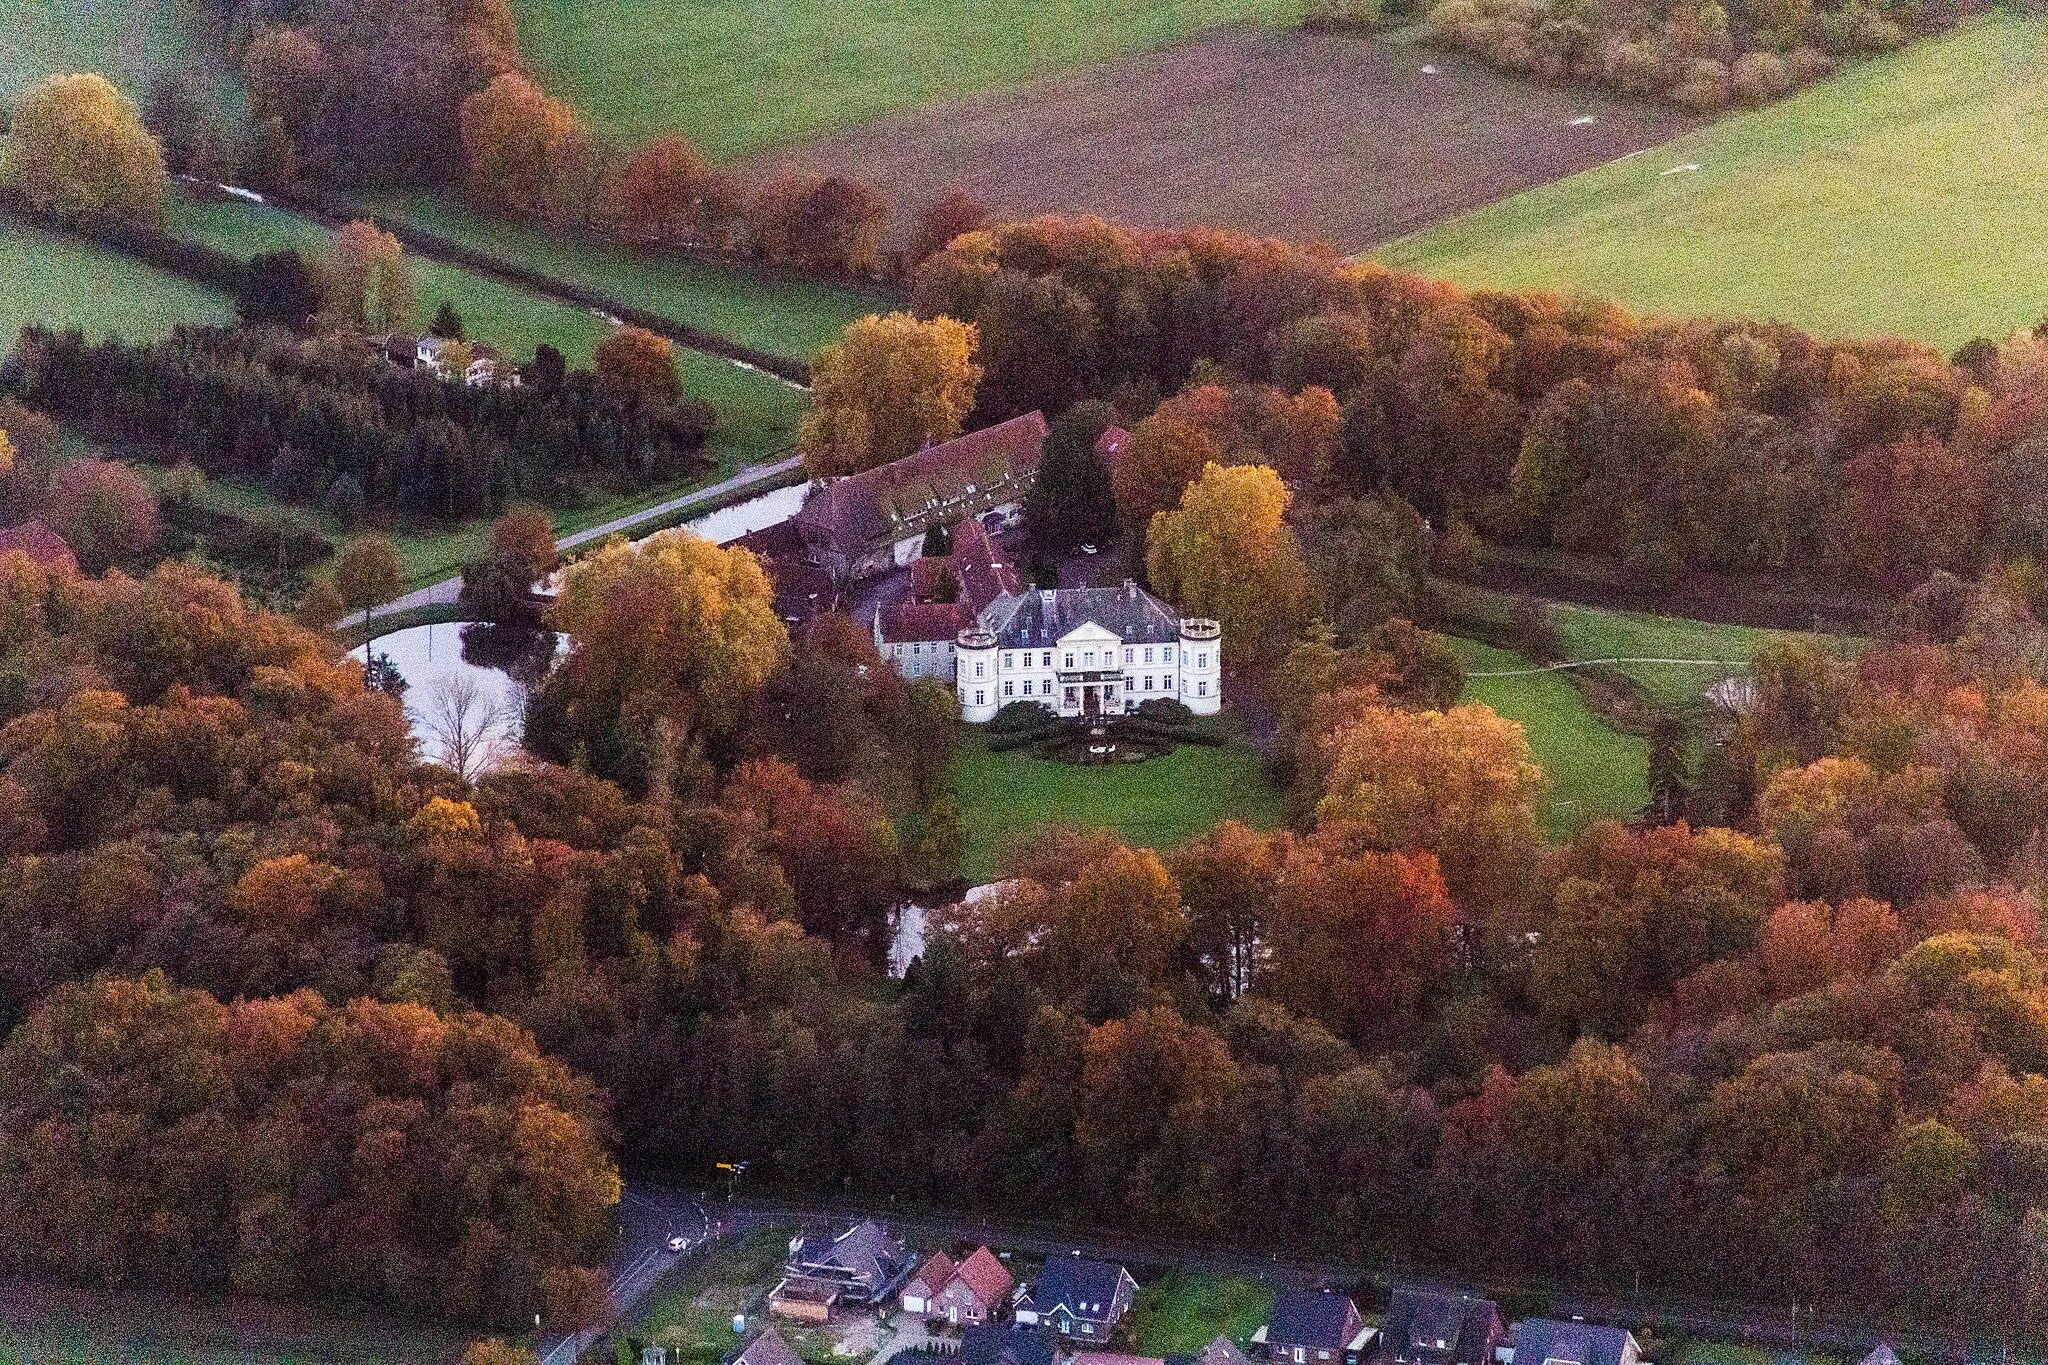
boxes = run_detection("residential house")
[1255,1291,1374,1365]
[1012,1257,1137,1341]
[902,1251,957,1316]
[953,582,1222,722]
[1505,1320,1639,1365]
[795,411,1047,582]
[0,520,77,573]
[963,1324,1058,1365]
[929,1247,1014,1327]
[731,1328,805,1365]
[1170,1337,1255,1365]
[770,1219,911,1321]
[1378,1290,1504,1365]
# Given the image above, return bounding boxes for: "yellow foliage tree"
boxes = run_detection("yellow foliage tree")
[0,73,167,221]
[1312,699,1546,922]
[1144,462,1311,667]
[322,220,416,334]
[549,530,789,751]
[799,312,982,478]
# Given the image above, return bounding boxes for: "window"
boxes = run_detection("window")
[1003,653,1013,668]
[1143,676,1153,692]
[912,642,922,655]
[1064,686,1078,706]
[1198,681,1208,696]
[1164,646,1174,663]
[975,690,985,706]
[1064,653,1074,669]
[1042,651,1052,667]
[1124,648,1133,664]
[975,662,985,678]
[1084,649,1095,665]
[1198,652,1208,668]
[1144,647,1154,664]
[1004,681,1014,697]
[1022,680,1033,696]
[1295,1351,1306,1364]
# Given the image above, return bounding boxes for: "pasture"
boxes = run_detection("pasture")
[952,728,1286,883]
[0,217,235,345]
[741,28,1692,250]
[1381,17,2048,350]
[0,0,235,107]
[509,0,1313,161]
[158,191,811,468]
[1447,637,1650,838]
[354,192,890,364]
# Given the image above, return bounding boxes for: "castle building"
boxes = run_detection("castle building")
[954,582,1221,724]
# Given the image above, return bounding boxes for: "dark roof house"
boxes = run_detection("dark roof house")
[1506,1320,1640,1365]
[795,411,1047,580]
[1379,1290,1504,1365]
[732,1328,805,1365]
[980,581,1182,650]
[964,1325,1059,1365]
[1013,1256,1137,1340]
[1258,1291,1374,1365]
[1171,1337,1256,1365]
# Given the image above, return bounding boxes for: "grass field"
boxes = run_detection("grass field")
[623,1224,803,1365]
[159,191,811,468]
[1128,1271,1275,1356]
[0,217,236,346]
[1381,16,2048,350]
[509,0,1309,160]
[953,729,1287,882]
[1448,637,1649,838]
[354,192,888,362]
[0,1275,463,1365]
[0,0,237,108]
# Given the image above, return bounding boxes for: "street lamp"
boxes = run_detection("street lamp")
[717,1159,749,1202]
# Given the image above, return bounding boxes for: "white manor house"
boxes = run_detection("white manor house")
[955,583,1221,723]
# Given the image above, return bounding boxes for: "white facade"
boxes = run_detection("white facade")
[952,587,1222,723]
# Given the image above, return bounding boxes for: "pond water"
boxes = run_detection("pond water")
[639,481,808,549]
[356,621,561,769]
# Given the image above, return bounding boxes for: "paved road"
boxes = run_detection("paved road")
[379,454,805,617]
[539,1183,729,1365]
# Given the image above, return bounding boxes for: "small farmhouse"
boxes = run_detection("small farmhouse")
[1012,1256,1137,1340]
[1255,1290,1375,1365]
[796,411,1046,581]
[769,1219,911,1322]
[928,1246,1015,1326]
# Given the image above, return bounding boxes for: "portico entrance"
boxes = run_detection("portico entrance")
[1061,676,1121,718]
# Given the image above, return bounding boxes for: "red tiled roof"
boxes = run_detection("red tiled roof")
[797,411,1047,557]
[878,600,966,643]
[0,520,76,572]
[952,1247,1013,1306]
[911,1251,957,1296]
[909,555,952,599]
[948,518,1020,616]
[1095,424,1130,459]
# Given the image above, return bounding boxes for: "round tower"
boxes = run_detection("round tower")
[956,624,1000,724]
[1178,618,1222,716]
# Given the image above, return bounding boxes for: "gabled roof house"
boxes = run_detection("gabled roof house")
[1256,1291,1375,1365]
[1505,1321,1640,1365]
[1378,1290,1504,1365]
[1012,1256,1137,1341]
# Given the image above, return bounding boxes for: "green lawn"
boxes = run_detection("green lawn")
[159,191,811,469]
[509,0,1309,160]
[354,191,887,363]
[0,217,236,346]
[622,1224,805,1365]
[1128,1271,1275,1356]
[1447,637,1649,839]
[1380,16,2048,350]
[953,729,1287,882]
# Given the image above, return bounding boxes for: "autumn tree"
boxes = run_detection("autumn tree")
[1297,493,1430,640]
[0,73,167,221]
[243,26,329,140]
[1146,462,1312,667]
[459,71,596,226]
[722,757,901,948]
[1312,699,1546,922]
[322,220,416,333]
[908,189,989,267]
[604,134,708,245]
[1171,821,1290,1003]
[541,531,788,792]
[333,534,403,644]
[798,313,982,478]
[491,502,558,581]
[595,326,681,406]
[1074,1006,1244,1227]
[43,459,159,569]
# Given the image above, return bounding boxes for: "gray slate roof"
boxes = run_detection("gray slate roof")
[981,584,1181,649]
[1268,1291,1361,1350]
[733,1329,804,1365]
[1024,1257,1130,1321]
[1385,1290,1499,1361]
[1508,1320,1635,1365]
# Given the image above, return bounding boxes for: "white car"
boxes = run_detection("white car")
[1079,543,1098,555]
[667,1235,687,1253]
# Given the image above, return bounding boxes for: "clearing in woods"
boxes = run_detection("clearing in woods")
[736,28,1694,251]
[0,217,236,344]
[1380,17,2048,350]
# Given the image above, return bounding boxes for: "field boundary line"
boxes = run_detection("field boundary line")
[1466,656,1750,677]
